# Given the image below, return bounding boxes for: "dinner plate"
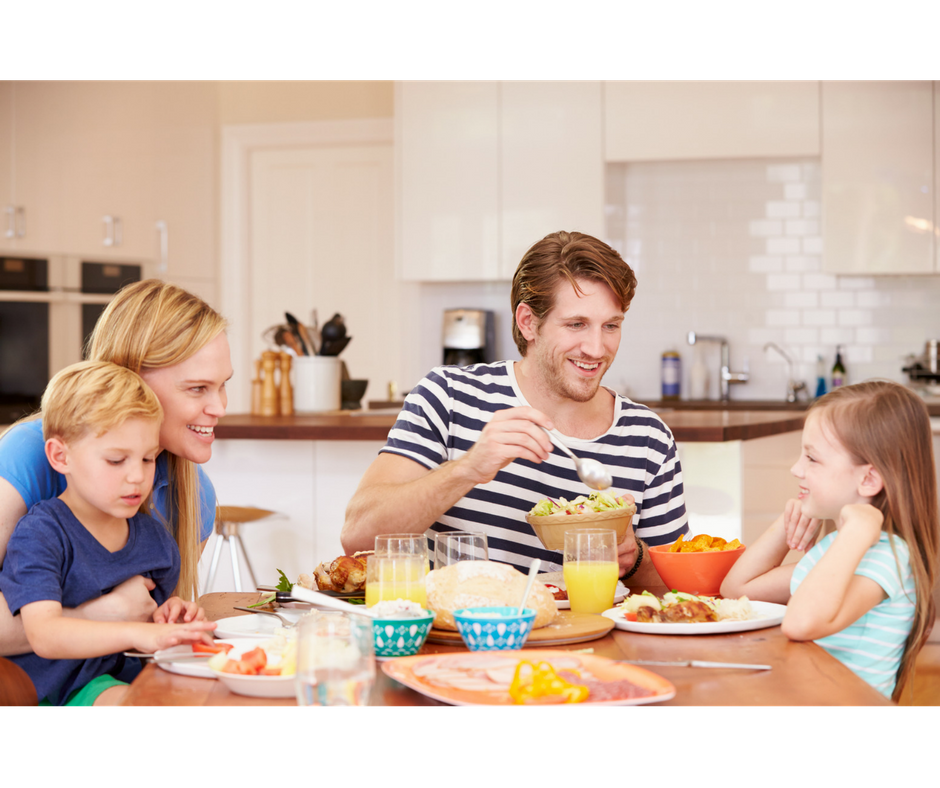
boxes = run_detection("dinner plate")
[539,572,628,610]
[213,611,306,639]
[381,649,675,706]
[154,638,248,678]
[601,600,787,635]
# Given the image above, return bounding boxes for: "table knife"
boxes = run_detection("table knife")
[619,659,772,670]
[123,651,215,663]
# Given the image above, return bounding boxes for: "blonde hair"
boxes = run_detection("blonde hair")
[86,279,228,601]
[42,361,163,444]
[810,380,939,701]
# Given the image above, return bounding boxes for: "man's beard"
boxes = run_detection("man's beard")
[533,341,607,403]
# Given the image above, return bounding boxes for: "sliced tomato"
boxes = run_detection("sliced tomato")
[260,666,283,676]
[624,612,637,622]
[192,641,234,655]
[237,646,268,675]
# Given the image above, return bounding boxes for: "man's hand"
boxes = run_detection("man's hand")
[79,575,158,622]
[459,406,554,486]
[616,531,640,576]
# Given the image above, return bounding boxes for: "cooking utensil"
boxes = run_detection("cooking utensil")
[275,326,304,356]
[518,558,541,615]
[256,585,300,605]
[285,312,310,355]
[123,650,214,661]
[541,426,612,490]
[318,336,351,357]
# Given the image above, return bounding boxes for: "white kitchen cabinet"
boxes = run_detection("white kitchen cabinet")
[0,81,219,300]
[936,82,940,273]
[397,81,604,282]
[821,81,935,275]
[500,82,604,275]
[396,81,500,281]
[604,82,820,162]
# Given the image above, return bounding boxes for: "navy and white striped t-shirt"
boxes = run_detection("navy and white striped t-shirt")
[381,361,688,573]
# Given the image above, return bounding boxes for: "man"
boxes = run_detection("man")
[342,231,688,583]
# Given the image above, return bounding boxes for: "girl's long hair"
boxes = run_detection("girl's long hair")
[812,380,939,701]
[86,280,228,601]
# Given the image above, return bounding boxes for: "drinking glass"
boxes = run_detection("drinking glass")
[295,612,375,706]
[374,533,430,573]
[433,531,488,567]
[563,528,618,615]
[365,553,428,608]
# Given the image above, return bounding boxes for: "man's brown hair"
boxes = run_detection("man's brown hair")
[510,231,637,356]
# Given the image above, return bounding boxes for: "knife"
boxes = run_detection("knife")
[123,651,216,663]
[619,659,772,670]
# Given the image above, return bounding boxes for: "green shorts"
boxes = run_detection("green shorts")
[39,674,128,706]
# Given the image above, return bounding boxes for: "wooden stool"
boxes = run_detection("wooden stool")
[203,506,283,593]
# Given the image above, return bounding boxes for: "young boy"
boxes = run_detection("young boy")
[0,361,217,705]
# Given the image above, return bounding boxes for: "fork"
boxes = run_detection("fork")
[233,606,298,628]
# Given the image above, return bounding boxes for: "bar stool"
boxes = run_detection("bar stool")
[202,506,284,593]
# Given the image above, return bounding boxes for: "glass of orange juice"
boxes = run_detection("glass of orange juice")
[365,553,428,609]
[563,529,618,615]
[374,533,430,574]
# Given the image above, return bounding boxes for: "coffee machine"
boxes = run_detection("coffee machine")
[442,309,496,367]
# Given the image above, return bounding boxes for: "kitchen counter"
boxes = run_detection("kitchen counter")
[640,397,940,417]
[215,408,807,443]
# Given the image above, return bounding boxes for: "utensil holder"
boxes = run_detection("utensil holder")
[294,356,341,413]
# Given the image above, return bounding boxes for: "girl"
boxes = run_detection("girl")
[0,280,231,659]
[721,380,939,701]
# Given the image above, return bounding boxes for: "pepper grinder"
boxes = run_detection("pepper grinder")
[279,351,294,416]
[251,358,263,416]
[260,351,280,416]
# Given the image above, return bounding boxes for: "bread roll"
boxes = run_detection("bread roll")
[425,561,557,631]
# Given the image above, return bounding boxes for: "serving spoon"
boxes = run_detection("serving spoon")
[518,559,541,615]
[541,427,612,491]
[290,585,377,618]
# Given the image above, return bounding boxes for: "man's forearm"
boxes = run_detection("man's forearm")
[341,459,479,554]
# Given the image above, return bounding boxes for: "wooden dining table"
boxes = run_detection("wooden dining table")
[120,589,892,706]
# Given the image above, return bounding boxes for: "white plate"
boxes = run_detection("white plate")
[601,600,787,635]
[154,638,251,678]
[212,611,306,639]
[539,572,627,610]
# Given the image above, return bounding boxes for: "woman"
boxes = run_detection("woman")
[0,280,232,656]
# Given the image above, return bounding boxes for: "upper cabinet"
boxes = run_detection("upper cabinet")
[396,81,603,281]
[604,82,820,161]
[821,81,935,275]
[0,82,218,289]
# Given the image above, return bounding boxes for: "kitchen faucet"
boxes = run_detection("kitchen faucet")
[686,331,749,401]
[763,342,807,403]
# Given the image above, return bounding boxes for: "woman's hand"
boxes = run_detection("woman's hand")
[79,576,158,622]
[783,498,823,552]
[152,596,206,624]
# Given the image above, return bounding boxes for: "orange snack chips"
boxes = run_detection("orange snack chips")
[668,533,743,553]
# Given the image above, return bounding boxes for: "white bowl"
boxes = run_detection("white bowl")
[208,640,296,699]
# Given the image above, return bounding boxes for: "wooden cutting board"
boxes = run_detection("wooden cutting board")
[426,610,614,647]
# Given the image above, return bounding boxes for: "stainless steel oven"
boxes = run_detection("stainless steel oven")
[0,255,145,423]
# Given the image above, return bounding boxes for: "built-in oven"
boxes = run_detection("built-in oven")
[0,255,144,424]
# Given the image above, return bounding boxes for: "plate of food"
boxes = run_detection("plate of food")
[152,640,239,678]
[602,591,786,635]
[213,610,306,639]
[538,571,628,610]
[381,649,675,706]
[207,635,297,698]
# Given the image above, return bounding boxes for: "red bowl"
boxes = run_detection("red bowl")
[647,544,746,596]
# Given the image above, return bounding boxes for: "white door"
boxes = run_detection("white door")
[247,143,397,405]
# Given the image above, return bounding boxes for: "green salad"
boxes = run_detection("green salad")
[528,490,635,516]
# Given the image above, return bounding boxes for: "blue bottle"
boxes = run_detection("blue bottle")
[814,355,827,398]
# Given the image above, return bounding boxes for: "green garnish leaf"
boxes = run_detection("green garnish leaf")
[275,569,293,594]
[248,593,275,608]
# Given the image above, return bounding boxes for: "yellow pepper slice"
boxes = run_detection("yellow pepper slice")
[508,660,590,704]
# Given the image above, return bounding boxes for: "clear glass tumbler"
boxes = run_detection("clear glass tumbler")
[563,528,618,615]
[365,553,428,608]
[295,612,375,706]
[433,531,488,567]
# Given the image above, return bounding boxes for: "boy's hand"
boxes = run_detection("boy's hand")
[153,596,206,624]
[135,620,218,654]
[783,498,823,552]
[839,503,884,548]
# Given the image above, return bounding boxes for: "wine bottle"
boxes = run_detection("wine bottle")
[831,346,846,389]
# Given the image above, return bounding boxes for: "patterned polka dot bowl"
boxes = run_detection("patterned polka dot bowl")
[453,606,537,651]
[371,610,436,658]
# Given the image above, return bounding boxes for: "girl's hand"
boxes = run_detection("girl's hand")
[839,503,884,548]
[783,498,823,552]
[153,597,205,624]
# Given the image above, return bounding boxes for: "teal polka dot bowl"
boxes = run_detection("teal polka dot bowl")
[453,606,536,651]
[371,610,435,658]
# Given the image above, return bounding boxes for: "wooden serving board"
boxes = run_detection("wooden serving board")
[426,610,614,647]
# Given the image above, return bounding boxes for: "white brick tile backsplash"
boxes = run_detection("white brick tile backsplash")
[603,158,940,399]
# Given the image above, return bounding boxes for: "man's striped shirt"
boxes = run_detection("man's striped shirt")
[381,361,688,573]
